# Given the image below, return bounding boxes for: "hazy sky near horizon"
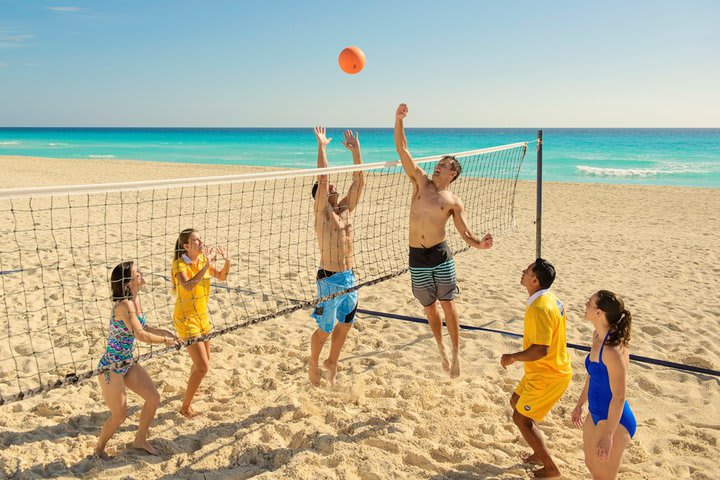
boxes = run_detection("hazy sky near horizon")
[0,0,718,127]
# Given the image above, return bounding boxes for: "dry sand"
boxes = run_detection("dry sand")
[0,154,718,479]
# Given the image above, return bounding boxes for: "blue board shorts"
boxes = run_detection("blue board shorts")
[311,269,358,333]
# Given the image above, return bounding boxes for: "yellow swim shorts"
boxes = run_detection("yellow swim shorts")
[173,315,212,340]
[514,373,571,422]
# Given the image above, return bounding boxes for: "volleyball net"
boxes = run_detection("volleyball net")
[0,141,528,404]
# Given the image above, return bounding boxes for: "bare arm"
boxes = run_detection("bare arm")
[175,251,213,292]
[572,375,590,428]
[451,197,494,249]
[209,245,230,281]
[501,343,549,369]
[394,103,426,185]
[313,126,331,213]
[339,129,366,212]
[596,346,628,461]
[116,301,178,346]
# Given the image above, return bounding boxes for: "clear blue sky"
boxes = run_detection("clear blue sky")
[0,0,718,127]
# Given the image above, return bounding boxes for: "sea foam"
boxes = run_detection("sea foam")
[576,164,712,177]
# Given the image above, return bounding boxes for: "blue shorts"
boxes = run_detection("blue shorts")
[311,269,358,333]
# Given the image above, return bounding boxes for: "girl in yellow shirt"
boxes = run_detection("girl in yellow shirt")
[172,228,230,418]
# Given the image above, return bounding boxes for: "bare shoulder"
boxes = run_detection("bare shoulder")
[448,192,464,211]
[115,299,134,316]
[315,203,337,222]
[417,174,433,189]
[603,343,627,367]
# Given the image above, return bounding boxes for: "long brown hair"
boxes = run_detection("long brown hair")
[173,228,196,292]
[110,261,134,301]
[174,228,196,261]
[596,290,632,347]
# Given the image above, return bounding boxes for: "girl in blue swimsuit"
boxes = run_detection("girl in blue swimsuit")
[95,261,178,460]
[572,290,636,480]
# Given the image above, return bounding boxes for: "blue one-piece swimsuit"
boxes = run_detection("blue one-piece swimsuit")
[585,331,637,438]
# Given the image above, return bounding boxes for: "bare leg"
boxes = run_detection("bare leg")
[323,322,352,387]
[181,340,210,418]
[423,302,450,373]
[95,372,128,460]
[439,300,460,378]
[585,417,631,480]
[309,328,330,386]
[510,394,561,478]
[124,364,161,455]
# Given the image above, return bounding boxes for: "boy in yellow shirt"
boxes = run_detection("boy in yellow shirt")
[501,258,571,479]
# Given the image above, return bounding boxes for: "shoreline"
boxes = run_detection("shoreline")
[2,155,719,191]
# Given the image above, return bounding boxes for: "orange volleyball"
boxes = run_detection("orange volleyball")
[338,46,366,74]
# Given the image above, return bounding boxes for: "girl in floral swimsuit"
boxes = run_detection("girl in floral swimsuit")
[95,261,178,460]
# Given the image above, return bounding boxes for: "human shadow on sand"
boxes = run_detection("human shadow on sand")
[5,402,297,479]
[152,407,405,479]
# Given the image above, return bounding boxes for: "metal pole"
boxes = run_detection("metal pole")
[536,130,543,259]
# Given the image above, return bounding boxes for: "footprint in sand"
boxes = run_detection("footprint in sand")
[641,325,663,336]
[681,355,716,370]
[364,438,400,453]
[402,452,438,472]
[430,447,464,463]
[636,376,663,395]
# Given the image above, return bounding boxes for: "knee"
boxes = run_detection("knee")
[423,302,438,314]
[313,329,331,342]
[146,389,161,408]
[195,362,210,377]
[439,300,454,311]
[512,409,530,428]
[512,409,521,425]
[112,407,128,425]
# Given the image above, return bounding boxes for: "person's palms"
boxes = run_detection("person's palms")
[313,126,331,146]
[342,130,360,152]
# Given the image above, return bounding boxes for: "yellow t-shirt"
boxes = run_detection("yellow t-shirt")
[523,290,572,378]
[172,254,211,323]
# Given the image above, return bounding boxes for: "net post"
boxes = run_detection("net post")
[535,129,543,259]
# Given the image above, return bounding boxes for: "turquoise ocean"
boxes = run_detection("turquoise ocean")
[1,128,718,188]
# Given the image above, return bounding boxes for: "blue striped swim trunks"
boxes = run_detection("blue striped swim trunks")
[409,241,458,307]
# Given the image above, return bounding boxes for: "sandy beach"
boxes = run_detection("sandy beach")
[0,154,718,479]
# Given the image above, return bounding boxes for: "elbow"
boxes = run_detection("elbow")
[536,346,549,359]
[610,392,626,404]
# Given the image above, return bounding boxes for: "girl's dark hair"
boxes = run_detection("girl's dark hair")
[173,228,196,293]
[110,261,134,301]
[596,290,632,347]
[174,228,196,261]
